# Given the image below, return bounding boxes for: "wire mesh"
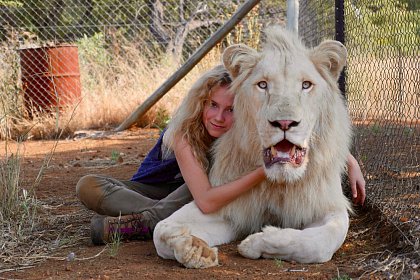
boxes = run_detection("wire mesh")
[299,0,336,47]
[0,0,418,271]
[300,0,420,269]
[0,0,285,118]
[345,0,419,252]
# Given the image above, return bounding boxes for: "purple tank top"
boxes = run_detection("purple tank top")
[131,130,184,185]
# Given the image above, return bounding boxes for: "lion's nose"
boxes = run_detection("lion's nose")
[269,120,300,131]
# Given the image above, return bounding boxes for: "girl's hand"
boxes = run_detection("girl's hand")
[347,154,366,206]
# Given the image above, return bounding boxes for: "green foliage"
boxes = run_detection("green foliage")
[106,213,124,257]
[77,33,111,66]
[76,32,112,90]
[0,1,23,7]
[0,142,38,232]
[371,123,381,134]
[398,0,420,11]
[274,258,283,267]
[226,5,262,49]
[345,0,420,57]
[403,127,414,136]
[361,154,368,162]
[0,150,22,219]
[107,228,122,257]
[153,107,171,132]
[110,150,120,162]
[0,41,25,139]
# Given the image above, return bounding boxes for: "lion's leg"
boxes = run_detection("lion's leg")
[238,210,349,263]
[154,202,235,268]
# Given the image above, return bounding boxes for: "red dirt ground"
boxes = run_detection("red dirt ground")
[1,128,392,279]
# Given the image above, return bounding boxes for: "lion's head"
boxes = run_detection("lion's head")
[222,26,350,183]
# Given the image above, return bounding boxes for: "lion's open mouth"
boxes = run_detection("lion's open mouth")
[263,139,307,168]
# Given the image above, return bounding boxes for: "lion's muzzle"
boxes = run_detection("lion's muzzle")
[263,139,307,168]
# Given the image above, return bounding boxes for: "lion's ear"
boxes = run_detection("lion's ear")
[222,44,259,78]
[311,40,347,81]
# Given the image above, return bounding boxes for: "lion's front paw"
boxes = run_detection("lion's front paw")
[174,235,218,268]
[238,232,263,259]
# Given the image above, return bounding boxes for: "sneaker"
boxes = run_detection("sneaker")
[90,213,152,245]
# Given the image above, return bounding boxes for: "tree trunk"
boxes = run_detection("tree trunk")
[147,0,221,65]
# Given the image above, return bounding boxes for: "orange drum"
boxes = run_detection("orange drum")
[19,45,82,115]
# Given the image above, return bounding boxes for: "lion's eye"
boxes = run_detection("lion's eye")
[302,81,312,90]
[257,81,268,90]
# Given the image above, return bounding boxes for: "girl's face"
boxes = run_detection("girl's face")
[202,85,235,138]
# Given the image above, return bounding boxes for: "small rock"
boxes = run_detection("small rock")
[66,252,76,262]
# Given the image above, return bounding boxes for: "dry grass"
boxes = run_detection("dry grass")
[344,205,420,279]
[0,41,223,271]
[73,43,222,129]
[0,31,228,273]
[0,41,222,140]
[0,108,85,272]
[0,11,265,140]
[347,55,419,124]
[0,196,97,273]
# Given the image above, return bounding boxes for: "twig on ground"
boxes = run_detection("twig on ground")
[0,265,35,274]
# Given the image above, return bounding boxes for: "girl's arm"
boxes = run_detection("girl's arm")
[174,137,364,212]
[174,136,265,214]
[347,154,366,205]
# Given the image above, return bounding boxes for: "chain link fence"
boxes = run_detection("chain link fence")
[0,0,284,120]
[0,0,419,274]
[346,0,419,260]
[300,0,419,274]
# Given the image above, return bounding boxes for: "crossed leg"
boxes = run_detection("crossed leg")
[153,202,236,268]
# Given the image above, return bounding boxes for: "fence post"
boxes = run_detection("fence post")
[115,0,261,132]
[335,0,346,96]
[286,0,299,33]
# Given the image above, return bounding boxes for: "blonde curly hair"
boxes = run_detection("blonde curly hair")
[163,65,233,172]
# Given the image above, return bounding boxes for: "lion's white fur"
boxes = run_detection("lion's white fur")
[154,26,353,268]
[212,26,352,234]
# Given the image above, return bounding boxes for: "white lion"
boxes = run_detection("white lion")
[153,26,352,268]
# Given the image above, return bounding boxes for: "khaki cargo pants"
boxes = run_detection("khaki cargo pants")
[76,174,192,229]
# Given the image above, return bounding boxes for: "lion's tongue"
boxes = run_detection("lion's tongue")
[275,140,294,159]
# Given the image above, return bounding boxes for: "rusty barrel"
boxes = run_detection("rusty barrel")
[19,45,82,115]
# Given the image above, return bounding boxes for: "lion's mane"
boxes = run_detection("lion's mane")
[209,27,352,237]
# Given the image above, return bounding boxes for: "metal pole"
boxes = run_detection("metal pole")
[286,0,299,33]
[115,0,261,132]
[335,0,346,96]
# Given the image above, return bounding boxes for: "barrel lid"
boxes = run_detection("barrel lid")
[18,44,77,51]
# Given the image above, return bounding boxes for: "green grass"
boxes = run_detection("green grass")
[107,233,122,257]
[153,106,171,132]
[371,123,381,134]
[274,258,283,267]
[0,141,37,224]
[110,150,120,163]
[0,92,84,271]
[107,215,123,257]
